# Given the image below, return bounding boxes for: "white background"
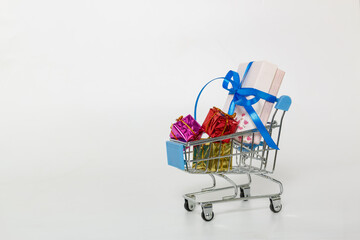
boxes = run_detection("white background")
[1,0,360,239]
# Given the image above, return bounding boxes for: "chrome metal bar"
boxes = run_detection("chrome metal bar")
[256,173,283,195]
[183,173,282,205]
[193,194,279,205]
[202,174,216,191]
[184,146,189,171]
[187,149,275,163]
[216,141,222,172]
[214,173,238,200]
[264,109,278,169]
[170,125,280,147]
[184,175,250,197]
[228,139,233,172]
[271,111,286,173]
[250,132,254,169]
[205,142,212,173]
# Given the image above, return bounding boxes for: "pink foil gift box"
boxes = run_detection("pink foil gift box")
[170,115,204,142]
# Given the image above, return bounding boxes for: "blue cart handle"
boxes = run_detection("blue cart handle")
[275,95,292,111]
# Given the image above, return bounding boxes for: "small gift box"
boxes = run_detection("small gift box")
[192,142,211,170]
[192,141,232,172]
[202,107,239,141]
[170,115,204,142]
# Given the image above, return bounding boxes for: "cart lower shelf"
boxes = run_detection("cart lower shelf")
[182,172,283,221]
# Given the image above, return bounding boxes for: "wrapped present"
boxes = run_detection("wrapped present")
[202,107,239,141]
[192,61,282,149]
[223,61,284,146]
[192,142,211,170]
[170,115,203,142]
[207,142,232,172]
[192,141,232,172]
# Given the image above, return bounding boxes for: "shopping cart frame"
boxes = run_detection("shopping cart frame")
[166,95,291,221]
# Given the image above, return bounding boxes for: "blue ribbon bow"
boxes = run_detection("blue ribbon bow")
[194,62,279,150]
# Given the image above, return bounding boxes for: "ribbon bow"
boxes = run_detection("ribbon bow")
[194,62,279,149]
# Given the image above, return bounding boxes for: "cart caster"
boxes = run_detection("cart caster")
[269,196,282,213]
[184,199,196,211]
[240,186,250,200]
[201,204,214,221]
[184,195,196,211]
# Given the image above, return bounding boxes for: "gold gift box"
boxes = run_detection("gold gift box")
[192,141,232,172]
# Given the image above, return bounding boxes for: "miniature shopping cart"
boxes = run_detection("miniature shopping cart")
[166,95,291,221]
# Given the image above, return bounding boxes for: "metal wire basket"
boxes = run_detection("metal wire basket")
[166,95,291,221]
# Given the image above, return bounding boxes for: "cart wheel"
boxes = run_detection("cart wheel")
[184,199,195,211]
[201,204,214,221]
[270,203,282,213]
[269,197,282,213]
[201,211,214,221]
[240,186,250,201]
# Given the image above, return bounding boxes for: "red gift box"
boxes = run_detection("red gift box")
[202,107,239,141]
